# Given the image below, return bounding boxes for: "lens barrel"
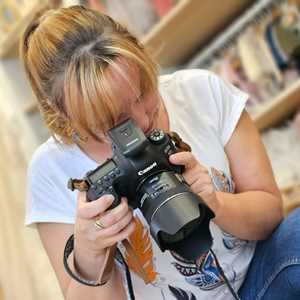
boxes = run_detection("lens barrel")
[138,172,214,260]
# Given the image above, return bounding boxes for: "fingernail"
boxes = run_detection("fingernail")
[105,194,114,202]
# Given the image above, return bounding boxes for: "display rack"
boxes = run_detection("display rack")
[185,0,300,130]
[254,79,300,130]
[142,0,252,68]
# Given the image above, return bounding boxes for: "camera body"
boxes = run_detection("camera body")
[85,119,182,208]
[82,119,214,260]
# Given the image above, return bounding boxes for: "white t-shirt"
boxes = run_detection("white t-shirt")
[26,69,255,300]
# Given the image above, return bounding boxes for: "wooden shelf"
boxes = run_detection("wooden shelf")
[253,79,300,131]
[142,0,253,68]
[0,0,49,59]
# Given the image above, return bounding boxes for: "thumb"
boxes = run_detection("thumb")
[169,151,198,169]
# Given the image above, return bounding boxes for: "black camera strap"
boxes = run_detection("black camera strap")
[115,247,136,300]
[210,249,241,300]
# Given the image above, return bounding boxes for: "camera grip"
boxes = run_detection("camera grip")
[67,178,121,209]
[86,186,121,209]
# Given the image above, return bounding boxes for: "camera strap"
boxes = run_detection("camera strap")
[63,234,116,286]
[95,245,117,284]
[169,131,192,152]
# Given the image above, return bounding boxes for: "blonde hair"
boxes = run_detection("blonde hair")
[21,5,158,144]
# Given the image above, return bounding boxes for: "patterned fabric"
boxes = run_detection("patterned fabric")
[168,170,238,292]
[119,167,248,299]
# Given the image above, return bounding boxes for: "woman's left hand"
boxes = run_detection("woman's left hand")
[169,151,220,214]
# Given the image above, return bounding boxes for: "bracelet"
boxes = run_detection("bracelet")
[63,234,115,287]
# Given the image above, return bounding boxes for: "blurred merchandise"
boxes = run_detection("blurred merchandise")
[262,123,300,187]
[212,53,263,106]
[0,0,21,33]
[101,0,159,38]
[187,0,300,120]
[150,0,174,18]
[62,0,81,6]
[86,0,104,11]
[237,27,278,84]
[281,182,300,215]
[293,108,300,135]
[264,2,300,70]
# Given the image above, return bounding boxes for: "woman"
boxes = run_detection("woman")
[22,5,300,300]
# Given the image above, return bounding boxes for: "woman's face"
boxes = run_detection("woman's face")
[106,60,161,135]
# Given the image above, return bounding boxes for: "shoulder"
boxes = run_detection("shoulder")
[159,68,248,108]
[159,68,217,88]
[26,138,78,226]
[28,137,75,180]
[158,69,226,106]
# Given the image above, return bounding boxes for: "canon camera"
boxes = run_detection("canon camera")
[70,119,214,260]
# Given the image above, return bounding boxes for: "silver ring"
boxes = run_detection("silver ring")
[94,219,105,230]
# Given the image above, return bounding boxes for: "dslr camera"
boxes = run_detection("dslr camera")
[71,119,214,260]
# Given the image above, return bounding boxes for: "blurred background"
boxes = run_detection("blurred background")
[1,0,300,299]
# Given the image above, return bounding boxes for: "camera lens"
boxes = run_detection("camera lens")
[159,218,200,244]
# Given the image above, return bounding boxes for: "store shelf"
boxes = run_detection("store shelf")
[0,0,48,59]
[142,0,253,68]
[2,0,299,136]
[253,79,300,131]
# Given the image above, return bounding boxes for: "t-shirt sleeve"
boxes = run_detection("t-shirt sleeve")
[25,148,76,227]
[208,72,249,146]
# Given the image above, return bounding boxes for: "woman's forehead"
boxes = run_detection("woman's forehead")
[105,58,141,101]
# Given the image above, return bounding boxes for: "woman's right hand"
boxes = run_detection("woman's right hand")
[74,192,135,258]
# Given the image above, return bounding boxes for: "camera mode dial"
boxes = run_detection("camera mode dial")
[149,129,165,144]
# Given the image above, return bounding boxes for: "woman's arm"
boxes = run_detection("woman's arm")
[37,194,135,300]
[38,223,127,300]
[170,110,283,241]
[216,110,283,239]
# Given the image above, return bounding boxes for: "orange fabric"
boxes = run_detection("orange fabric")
[124,217,157,283]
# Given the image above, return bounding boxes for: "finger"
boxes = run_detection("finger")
[169,152,199,169]
[98,198,130,227]
[184,166,210,186]
[77,194,115,219]
[190,179,213,194]
[100,209,133,237]
[105,220,136,247]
